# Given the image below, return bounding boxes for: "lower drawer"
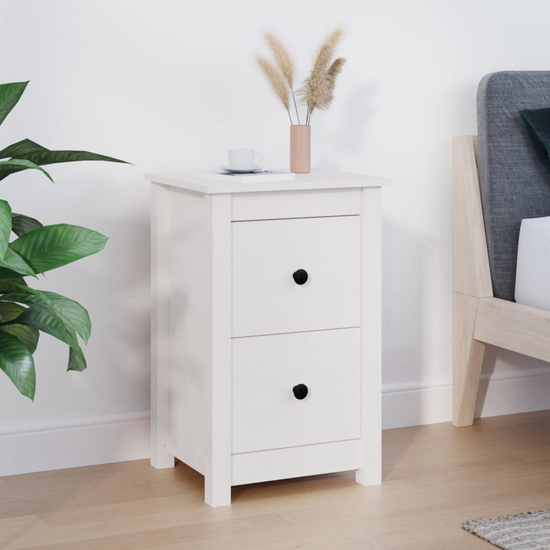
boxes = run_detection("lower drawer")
[232,328,361,454]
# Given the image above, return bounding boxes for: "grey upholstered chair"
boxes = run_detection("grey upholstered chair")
[453,71,550,426]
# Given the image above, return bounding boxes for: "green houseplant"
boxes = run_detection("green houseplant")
[0,81,128,400]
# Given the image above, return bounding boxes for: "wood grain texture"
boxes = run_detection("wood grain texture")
[232,439,363,486]
[452,135,491,428]
[452,134,550,428]
[150,183,175,469]
[151,177,385,506]
[231,188,361,221]
[452,136,493,298]
[3,411,550,550]
[356,187,382,485]
[475,297,550,363]
[204,194,233,507]
[166,188,211,475]
[153,188,233,506]
[146,169,390,195]
[452,292,486,427]
[232,329,361,453]
[232,216,361,337]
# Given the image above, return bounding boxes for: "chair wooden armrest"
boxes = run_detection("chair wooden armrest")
[453,136,550,426]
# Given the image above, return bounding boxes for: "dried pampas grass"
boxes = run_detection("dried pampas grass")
[264,31,300,123]
[327,57,347,84]
[310,28,344,85]
[264,31,294,89]
[301,28,345,124]
[323,57,347,107]
[255,55,292,123]
[300,56,347,120]
[255,27,346,125]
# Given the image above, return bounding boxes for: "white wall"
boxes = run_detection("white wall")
[2,0,550,474]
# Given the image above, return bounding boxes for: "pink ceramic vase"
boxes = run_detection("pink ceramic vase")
[290,125,311,174]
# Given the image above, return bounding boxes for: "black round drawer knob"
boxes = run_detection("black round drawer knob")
[292,269,308,285]
[292,384,308,400]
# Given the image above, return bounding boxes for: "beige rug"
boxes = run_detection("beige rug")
[463,509,550,550]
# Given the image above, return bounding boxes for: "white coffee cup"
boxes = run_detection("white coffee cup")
[228,149,263,170]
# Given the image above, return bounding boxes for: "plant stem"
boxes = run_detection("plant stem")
[287,109,293,125]
[291,90,300,125]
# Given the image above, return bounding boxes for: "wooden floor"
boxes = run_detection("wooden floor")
[2,411,550,550]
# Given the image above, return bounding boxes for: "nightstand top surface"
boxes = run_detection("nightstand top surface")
[145,169,389,195]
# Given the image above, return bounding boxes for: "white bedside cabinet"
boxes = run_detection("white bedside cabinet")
[147,170,388,507]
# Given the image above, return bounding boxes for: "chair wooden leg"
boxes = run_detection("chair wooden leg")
[453,292,486,427]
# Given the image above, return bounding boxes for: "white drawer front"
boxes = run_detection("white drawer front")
[232,329,361,454]
[232,216,361,337]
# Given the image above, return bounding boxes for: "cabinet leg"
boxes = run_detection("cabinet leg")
[355,415,382,486]
[150,376,174,470]
[355,453,382,486]
[151,448,175,470]
[205,475,231,507]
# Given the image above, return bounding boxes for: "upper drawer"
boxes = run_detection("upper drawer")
[232,216,361,337]
[232,189,361,221]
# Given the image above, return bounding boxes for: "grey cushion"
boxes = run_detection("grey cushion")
[477,71,550,301]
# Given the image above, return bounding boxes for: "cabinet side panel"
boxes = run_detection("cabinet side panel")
[356,187,382,486]
[169,189,210,474]
[151,183,175,469]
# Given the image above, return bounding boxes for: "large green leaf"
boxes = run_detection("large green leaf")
[0,302,39,353]
[41,290,91,344]
[0,268,25,282]
[68,347,87,372]
[0,139,48,159]
[0,277,27,293]
[0,81,29,127]
[11,213,42,237]
[10,224,107,273]
[12,305,85,375]
[0,139,128,181]
[11,306,87,375]
[0,159,53,182]
[0,248,36,277]
[0,200,11,259]
[0,331,35,400]
[0,139,129,166]
[0,140,47,180]
[1,286,91,344]
[13,306,80,350]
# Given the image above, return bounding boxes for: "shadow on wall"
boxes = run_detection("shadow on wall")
[382,218,440,395]
[84,213,151,404]
[313,83,378,170]
[380,218,427,479]
[380,216,451,481]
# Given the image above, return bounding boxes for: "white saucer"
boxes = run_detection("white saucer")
[219,165,263,174]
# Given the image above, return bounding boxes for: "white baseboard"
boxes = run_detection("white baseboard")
[0,411,151,477]
[2,368,550,477]
[382,367,550,429]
